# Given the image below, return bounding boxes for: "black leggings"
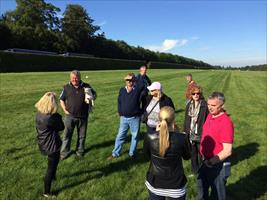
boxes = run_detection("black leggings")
[190,142,202,174]
[44,151,60,194]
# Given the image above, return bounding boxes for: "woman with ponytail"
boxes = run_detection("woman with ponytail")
[144,106,191,200]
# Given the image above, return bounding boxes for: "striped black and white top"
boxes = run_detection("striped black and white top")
[145,181,186,198]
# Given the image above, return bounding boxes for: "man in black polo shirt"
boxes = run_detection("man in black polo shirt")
[109,73,144,159]
[136,65,152,113]
[60,70,96,159]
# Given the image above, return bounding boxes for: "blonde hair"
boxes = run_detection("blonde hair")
[35,92,58,114]
[159,106,175,157]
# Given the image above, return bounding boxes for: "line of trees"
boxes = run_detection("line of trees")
[213,64,267,71]
[0,0,212,68]
[239,64,267,71]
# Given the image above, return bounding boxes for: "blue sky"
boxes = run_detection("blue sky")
[1,0,266,67]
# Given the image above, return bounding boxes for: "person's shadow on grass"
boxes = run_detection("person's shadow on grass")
[84,131,146,154]
[175,109,185,114]
[227,142,263,199]
[56,132,148,193]
[228,165,267,199]
[84,140,115,154]
[4,145,36,161]
[55,148,148,193]
[231,142,259,166]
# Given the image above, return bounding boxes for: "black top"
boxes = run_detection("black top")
[143,131,191,189]
[36,112,64,155]
[136,74,152,112]
[183,100,209,142]
[144,93,175,113]
[60,81,96,118]
[136,74,152,89]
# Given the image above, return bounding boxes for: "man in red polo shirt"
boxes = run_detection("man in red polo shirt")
[197,92,234,200]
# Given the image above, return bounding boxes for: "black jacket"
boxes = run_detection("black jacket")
[144,93,175,114]
[136,74,152,112]
[136,74,152,89]
[36,112,64,155]
[184,100,209,142]
[143,131,191,189]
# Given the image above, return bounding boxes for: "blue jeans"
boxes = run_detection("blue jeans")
[61,115,88,157]
[197,162,231,200]
[149,191,186,200]
[112,116,140,157]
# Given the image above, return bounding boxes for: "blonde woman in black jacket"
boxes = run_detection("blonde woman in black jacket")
[35,92,64,198]
[144,106,191,200]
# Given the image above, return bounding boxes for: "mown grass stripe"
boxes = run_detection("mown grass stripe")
[0,69,266,200]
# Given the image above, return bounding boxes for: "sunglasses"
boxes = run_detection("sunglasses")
[125,79,133,82]
[192,92,200,95]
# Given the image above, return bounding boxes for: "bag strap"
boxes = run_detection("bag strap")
[147,100,159,117]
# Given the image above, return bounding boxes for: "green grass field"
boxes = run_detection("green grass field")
[0,69,266,200]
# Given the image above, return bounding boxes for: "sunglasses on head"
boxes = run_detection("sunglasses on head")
[192,92,200,95]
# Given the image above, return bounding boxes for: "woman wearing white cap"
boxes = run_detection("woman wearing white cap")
[143,82,175,133]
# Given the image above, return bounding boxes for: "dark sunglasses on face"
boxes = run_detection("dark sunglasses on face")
[192,92,200,95]
[125,79,133,82]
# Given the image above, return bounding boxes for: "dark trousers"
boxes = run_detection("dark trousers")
[146,125,156,134]
[44,151,60,194]
[190,142,202,174]
[140,90,148,113]
[61,115,88,157]
[197,162,230,200]
[149,191,186,200]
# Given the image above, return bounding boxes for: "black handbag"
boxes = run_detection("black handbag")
[141,100,159,123]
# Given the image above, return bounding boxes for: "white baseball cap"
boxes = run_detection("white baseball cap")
[147,82,162,91]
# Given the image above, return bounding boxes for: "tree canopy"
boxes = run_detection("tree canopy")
[0,0,213,68]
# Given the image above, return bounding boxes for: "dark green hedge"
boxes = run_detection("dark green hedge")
[0,51,212,72]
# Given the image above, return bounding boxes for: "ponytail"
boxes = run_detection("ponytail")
[158,106,175,157]
[159,119,170,157]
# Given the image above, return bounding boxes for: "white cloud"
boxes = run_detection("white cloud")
[162,39,178,51]
[146,39,188,52]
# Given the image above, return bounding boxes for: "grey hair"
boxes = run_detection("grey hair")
[208,92,225,104]
[70,70,81,78]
